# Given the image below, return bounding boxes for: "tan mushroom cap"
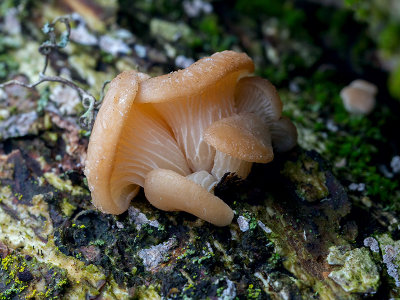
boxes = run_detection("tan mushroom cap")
[270,116,298,152]
[235,76,283,124]
[340,79,377,115]
[85,70,143,213]
[340,86,375,115]
[135,51,254,104]
[203,112,274,163]
[134,51,255,173]
[350,79,377,95]
[144,169,234,226]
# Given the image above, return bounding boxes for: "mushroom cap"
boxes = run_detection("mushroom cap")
[270,116,298,152]
[203,112,274,163]
[186,170,218,192]
[85,70,143,213]
[235,76,283,124]
[144,169,234,226]
[340,86,375,115]
[135,50,254,103]
[350,79,377,95]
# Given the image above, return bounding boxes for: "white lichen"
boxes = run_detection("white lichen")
[364,237,380,253]
[128,206,160,230]
[137,238,176,270]
[237,216,249,232]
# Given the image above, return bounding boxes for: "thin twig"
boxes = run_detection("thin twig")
[39,16,71,76]
[97,80,111,108]
[0,15,103,129]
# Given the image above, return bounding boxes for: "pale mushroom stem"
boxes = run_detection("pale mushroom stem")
[144,169,234,227]
[186,170,218,192]
[211,151,252,181]
[154,78,237,173]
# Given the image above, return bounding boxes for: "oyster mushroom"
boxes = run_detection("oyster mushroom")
[85,51,297,226]
[136,50,254,172]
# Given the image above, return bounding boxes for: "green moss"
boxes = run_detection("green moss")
[132,285,160,300]
[0,54,18,80]
[0,253,69,299]
[61,198,77,217]
[389,64,400,100]
[283,68,399,208]
[44,172,89,196]
[37,87,50,116]
[150,18,193,43]
[247,283,262,299]
[379,23,400,54]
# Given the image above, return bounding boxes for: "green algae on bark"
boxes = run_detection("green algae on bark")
[0,253,69,299]
[328,247,380,293]
[281,152,329,202]
[1,0,400,298]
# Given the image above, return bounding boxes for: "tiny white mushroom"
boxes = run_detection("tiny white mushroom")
[340,79,378,115]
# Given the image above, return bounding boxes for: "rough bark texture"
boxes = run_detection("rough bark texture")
[1,0,400,299]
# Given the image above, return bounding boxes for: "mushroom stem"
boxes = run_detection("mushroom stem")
[186,170,218,192]
[211,151,252,181]
[144,169,234,226]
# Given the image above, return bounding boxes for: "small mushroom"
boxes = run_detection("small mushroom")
[235,76,297,152]
[85,51,297,226]
[340,79,378,115]
[204,112,274,180]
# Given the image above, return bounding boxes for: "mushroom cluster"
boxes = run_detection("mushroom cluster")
[85,51,297,226]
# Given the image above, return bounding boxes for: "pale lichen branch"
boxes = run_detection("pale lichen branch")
[0,15,109,129]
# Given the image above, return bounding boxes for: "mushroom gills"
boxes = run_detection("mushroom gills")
[235,76,297,153]
[186,170,218,192]
[110,104,191,211]
[153,75,238,173]
[144,169,234,227]
[235,76,283,125]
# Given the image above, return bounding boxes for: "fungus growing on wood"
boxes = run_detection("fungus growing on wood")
[135,51,254,172]
[203,112,274,180]
[340,79,378,115]
[85,51,297,226]
[85,70,190,214]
